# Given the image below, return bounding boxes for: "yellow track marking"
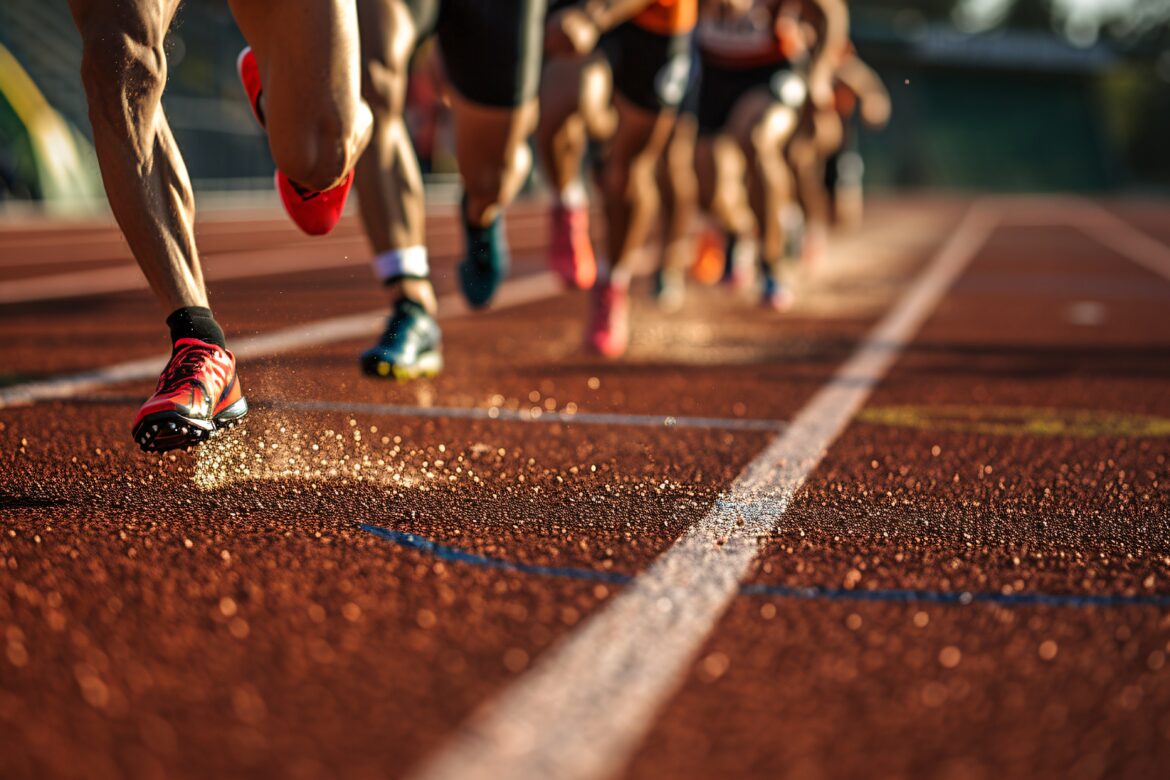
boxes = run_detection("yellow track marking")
[858,404,1170,438]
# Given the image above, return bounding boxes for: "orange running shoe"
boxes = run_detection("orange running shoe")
[586,281,630,358]
[549,204,598,289]
[237,47,352,236]
[690,227,726,286]
[131,339,248,453]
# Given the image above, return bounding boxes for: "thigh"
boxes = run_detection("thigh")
[449,93,539,174]
[228,0,363,133]
[609,95,675,174]
[606,23,691,114]
[357,0,419,115]
[437,0,545,108]
[727,89,798,157]
[539,56,588,133]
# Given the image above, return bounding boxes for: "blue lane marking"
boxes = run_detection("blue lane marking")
[360,524,633,585]
[361,525,1170,609]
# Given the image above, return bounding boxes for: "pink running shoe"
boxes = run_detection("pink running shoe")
[586,281,630,358]
[549,204,598,290]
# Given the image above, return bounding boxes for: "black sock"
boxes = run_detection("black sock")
[166,306,227,350]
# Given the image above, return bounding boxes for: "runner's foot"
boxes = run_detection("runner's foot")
[654,268,686,313]
[549,204,597,289]
[360,298,443,380]
[132,339,247,453]
[458,196,511,308]
[586,281,630,358]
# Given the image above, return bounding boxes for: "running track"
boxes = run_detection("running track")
[2,195,1169,779]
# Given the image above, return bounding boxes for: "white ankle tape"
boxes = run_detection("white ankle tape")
[374,246,429,282]
[558,181,588,209]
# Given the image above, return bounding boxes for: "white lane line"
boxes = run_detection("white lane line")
[1072,202,1170,284]
[0,212,549,301]
[0,215,544,270]
[410,202,1000,780]
[0,239,363,304]
[49,396,787,433]
[0,272,562,410]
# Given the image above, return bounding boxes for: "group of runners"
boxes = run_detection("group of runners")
[65,0,889,453]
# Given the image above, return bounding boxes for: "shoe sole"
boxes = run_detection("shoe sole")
[361,351,443,382]
[133,397,250,453]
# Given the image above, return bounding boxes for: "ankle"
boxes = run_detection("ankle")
[166,306,226,350]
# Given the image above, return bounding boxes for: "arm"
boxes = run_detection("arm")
[806,0,849,111]
[582,0,665,31]
[545,0,662,57]
[836,55,891,129]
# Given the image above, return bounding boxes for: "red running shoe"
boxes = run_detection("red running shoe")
[237,46,352,236]
[132,339,248,453]
[586,281,630,359]
[549,204,597,290]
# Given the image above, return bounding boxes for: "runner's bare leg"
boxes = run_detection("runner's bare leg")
[603,95,676,284]
[68,0,205,311]
[229,0,373,191]
[450,93,539,228]
[658,112,699,278]
[353,0,437,313]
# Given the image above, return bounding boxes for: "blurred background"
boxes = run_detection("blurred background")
[0,0,1168,211]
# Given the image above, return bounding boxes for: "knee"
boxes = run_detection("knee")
[361,57,407,122]
[275,126,344,191]
[463,162,507,208]
[788,137,817,170]
[78,21,166,133]
[271,107,363,191]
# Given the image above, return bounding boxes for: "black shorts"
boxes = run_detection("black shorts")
[696,60,806,136]
[410,0,545,108]
[598,22,693,113]
[678,53,701,118]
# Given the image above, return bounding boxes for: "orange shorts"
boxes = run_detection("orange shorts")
[632,0,697,36]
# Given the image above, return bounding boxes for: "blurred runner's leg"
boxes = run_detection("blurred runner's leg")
[356,0,545,379]
[537,52,611,291]
[541,1,698,358]
[230,0,373,235]
[355,0,444,380]
[655,105,699,312]
[441,0,545,309]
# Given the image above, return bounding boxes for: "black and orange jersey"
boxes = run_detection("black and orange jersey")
[696,0,807,70]
[632,0,698,35]
[548,0,697,35]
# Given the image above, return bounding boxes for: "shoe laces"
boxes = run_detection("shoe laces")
[288,178,322,201]
[159,343,229,394]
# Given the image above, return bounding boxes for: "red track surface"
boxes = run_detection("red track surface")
[1,196,1169,779]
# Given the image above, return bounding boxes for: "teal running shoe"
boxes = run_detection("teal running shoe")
[761,266,794,312]
[360,298,443,380]
[458,196,510,308]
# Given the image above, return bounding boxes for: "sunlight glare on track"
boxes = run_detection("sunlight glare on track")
[410,202,1001,780]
